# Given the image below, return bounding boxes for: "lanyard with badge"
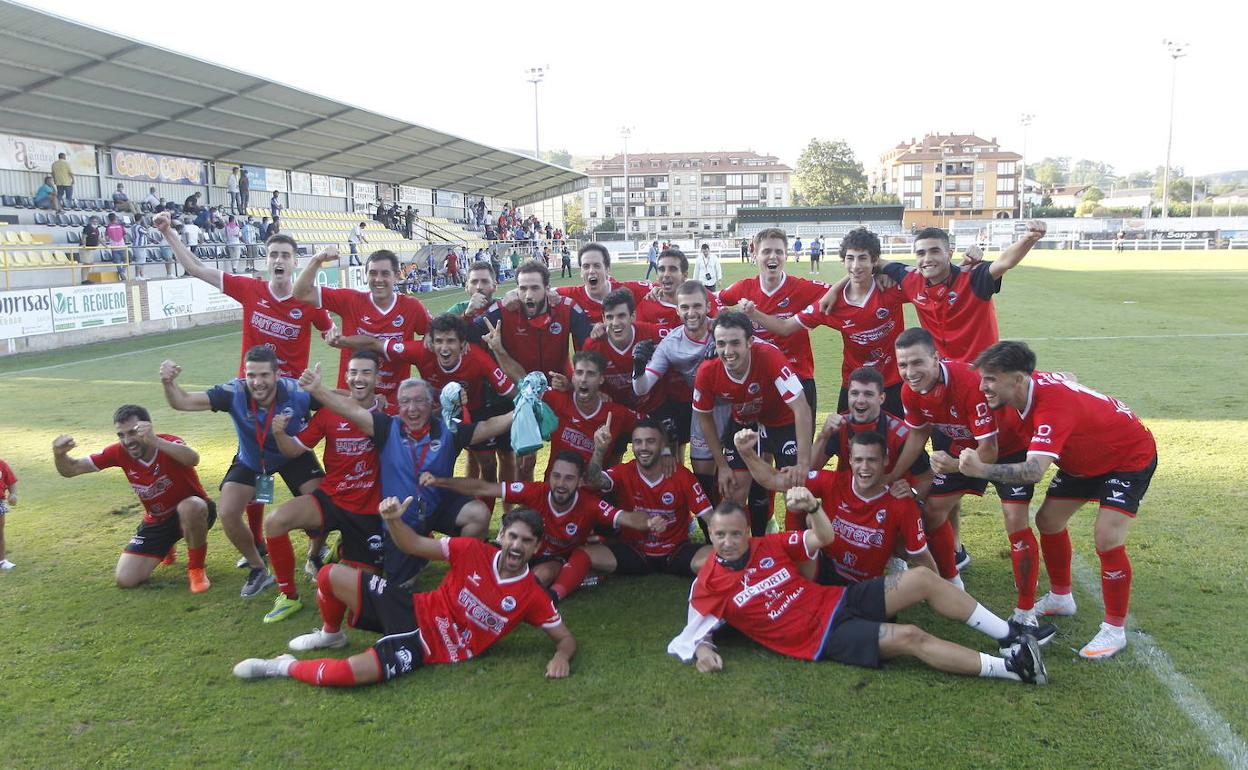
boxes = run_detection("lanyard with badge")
[405,429,432,523]
[251,395,278,503]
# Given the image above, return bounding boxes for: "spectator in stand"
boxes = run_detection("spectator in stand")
[259,217,270,242]
[269,190,282,221]
[225,215,243,273]
[553,227,563,243]
[265,216,280,240]
[131,215,157,281]
[348,222,368,266]
[404,206,415,239]
[239,169,250,211]
[33,176,59,211]
[695,242,723,291]
[181,216,202,258]
[375,200,386,225]
[227,167,242,214]
[51,152,74,208]
[104,213,128,281]
[143,187,161,211]
[112,184,135,213]
[240,217,257,271]
[184,192,202,215]
[78,215,101,283]
[545,223,553,240]
[541,246,552,268]
[193,204,212,231]
[148,219,174,268]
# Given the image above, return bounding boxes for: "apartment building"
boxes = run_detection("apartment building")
[874,133,1022,229]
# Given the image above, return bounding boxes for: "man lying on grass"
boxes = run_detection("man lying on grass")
[234,501,575,687]
[667,497,1049,684]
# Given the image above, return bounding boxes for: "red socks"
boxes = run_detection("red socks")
[289,658,356,687]
[1039,529,1073,595]
[186,545,207,571]
[551,549,592,600]
[927,519,960,579]
[1008,527,1039,611]
[245,502,265,547]
[1097,545,1132,626]
[316,564,346,633]
[266,533,298,599]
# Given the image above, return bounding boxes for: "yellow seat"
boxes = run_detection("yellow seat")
[7,251,29,267]
[2,231,19,245]
[0,250,7,267]
[52,250,72,265]
[17,231,35,245]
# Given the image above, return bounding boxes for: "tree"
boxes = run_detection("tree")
[1125,169,1154,188]
[596,217,618,234]
[563,196,586,236]
[793,138,867,206]
[1068,160,1116,188]
[1153,165,1186,201]
[1083,186,1105,203]
[541,149,573,168]
[1031,157,1069,187]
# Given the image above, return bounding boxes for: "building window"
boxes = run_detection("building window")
[995,193,1015,208]
[611,177,624,189]
[903,179,922,194]
[976,162,985,173]
[903,195,921,209]
[773,188,782,200]
[996,161,1016,176]
[903,163,922,178]
[974,179,985,192]
[590,211,598,219]
[997,177,1016,192]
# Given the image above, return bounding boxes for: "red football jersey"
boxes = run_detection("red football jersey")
[541,391,636,471]
[824,411,927,481]
[804,469,927,583]
[500,481,623,557]
[221,274,331,378]
[318,287,432,400]
[413,537,563,665]
[1022,372,1156,477]
[604,461,711,557]
[556,279,649,324]
[88,436,209,524]
[295,406,381,514]
[0,459,15,497]
[691,531,841,661]
[481,297,590,377]
[719,273,829,378]
[583,323,662,411]
[796,281,904,387]
[693,340,804,427]
[884,262,1001,364]
[901,361,997,454]
[384,340,515,412]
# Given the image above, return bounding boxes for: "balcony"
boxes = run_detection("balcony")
[944,164,975,176]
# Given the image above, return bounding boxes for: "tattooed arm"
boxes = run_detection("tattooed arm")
[957,449,1054,484]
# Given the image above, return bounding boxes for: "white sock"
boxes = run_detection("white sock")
[966,603,1011,640]
[276,657,295,677]
[979,652,1021,681]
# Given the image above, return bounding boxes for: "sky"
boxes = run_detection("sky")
[22,0,1248,178]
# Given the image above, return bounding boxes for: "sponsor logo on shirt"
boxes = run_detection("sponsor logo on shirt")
[848,320,896,346]
[130,476,173,502]
[733,567,791,607]
[250,312,300,340]
[833,518,885,548]
[457,587,507,634]
[333,437,374,456]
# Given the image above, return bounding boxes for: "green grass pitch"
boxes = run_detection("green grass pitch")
[0,250,1245,769]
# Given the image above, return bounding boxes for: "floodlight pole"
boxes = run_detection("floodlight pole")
[525,66,546,159]
[1019,113,1034,219]
[1160,40,1187,221]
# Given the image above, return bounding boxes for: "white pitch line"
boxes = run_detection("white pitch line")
[0,331,240,377]
[1070,555,1248,769]
[1027,332,1248,342]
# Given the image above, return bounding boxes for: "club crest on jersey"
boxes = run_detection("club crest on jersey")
[947,292,957,305]
[876,307,890,319]
[778,298,790,308]
[392,314,405,328]
[759,557,775,569]
[429,440,442,452]
[949,406,959,419]
[876,509,887,523]
[393,342,406,355]
[661,492,675,505]
[549,322,563,335]
[510,482,524,493]
[501,596,517,612]
[290,308,303,320]
[565,523,578,536]
[747,383,761,394]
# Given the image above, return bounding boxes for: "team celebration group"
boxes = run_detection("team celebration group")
[48,211,1158,688]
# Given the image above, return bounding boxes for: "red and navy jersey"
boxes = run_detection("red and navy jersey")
[692,340,803,427]
[823,411,930,479]
[804,469,927,583]
[691,531,841,661]
[557,279,650,324]
[882,261,1001,364]
[603,461,711,557]
[541,391,636,472]
[318,287,432,400]
[796,281,905,388]
[88,435,208,524]
[221,273,331,378]
[413,537,562,665]
[0,459,15,497]
[1021,372,1156,477]
[901,361,997,454]
[384,340,515,412]
[294,406,381,514]
[583,323,662,411]
[477,297,592,376]
[719,273,829,379]
[500,481,623,557]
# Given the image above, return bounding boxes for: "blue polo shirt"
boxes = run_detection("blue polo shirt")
[371,412,479,527]
[207,378,315,472]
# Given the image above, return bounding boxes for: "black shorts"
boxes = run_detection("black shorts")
[1045,454,1157,517]
[221,452,324,496]
[419,491,473,537]
[810,253,821,264]
[800,377,817,411]
[349,571,426,681]
[655,400,694,445]
[607,541,703,577]
[469,396,512,451]
[312,489,385,572]
[928,470,988,499]
[815,552,853,587]
[817,577,888,669]
[990,451,1035,504]
[123,500,217,558]
[720,420,799,471]
[836,382,904,420]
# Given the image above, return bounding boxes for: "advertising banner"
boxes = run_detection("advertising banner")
[113,149,206,185]
[264,168,288,193]
[50,283,129,331]
[190,279,242,314]
[0,288,55,340]
[243,165,267,190]
[290,172,311,195]
[0,133,96,175]
[310,174,331,197]
[329,177,347,197]
[147,278,197,318]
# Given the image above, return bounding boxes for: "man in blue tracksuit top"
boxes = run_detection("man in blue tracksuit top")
[299,365,514,584]
[161,345,325,597]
